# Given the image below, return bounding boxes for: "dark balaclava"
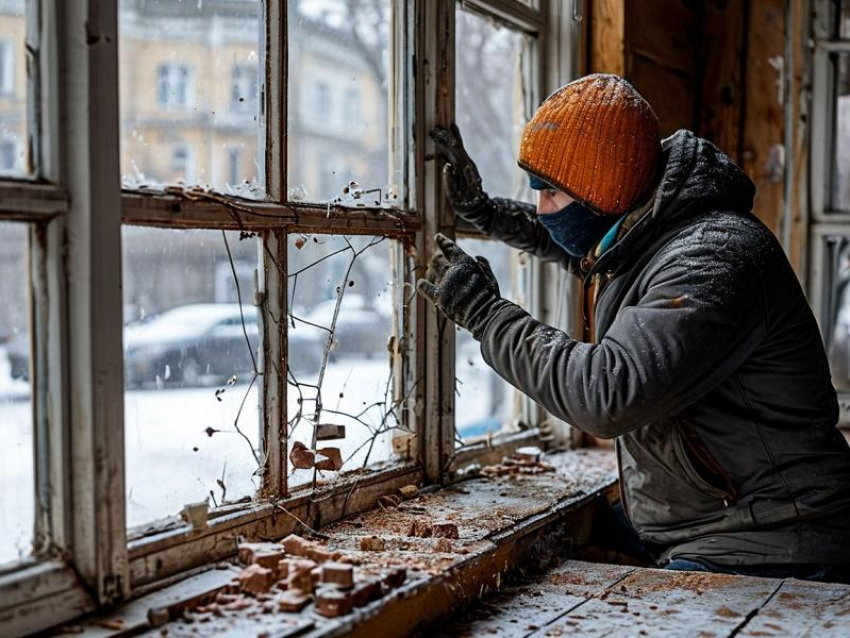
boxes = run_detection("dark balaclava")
[529,174,621,258]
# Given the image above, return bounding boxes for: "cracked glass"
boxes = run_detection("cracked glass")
[122,227,262,531]
[0,0,29,176]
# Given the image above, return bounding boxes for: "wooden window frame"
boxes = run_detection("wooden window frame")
[0,1,578,635]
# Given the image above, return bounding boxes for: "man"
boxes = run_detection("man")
[419,74,850,579]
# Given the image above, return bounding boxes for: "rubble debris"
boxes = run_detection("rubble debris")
[316,423,347,440]
[277,557,317,581]
[315,586,355,618]
[278,590,311,613]
[383,567,407,589]
[480,453,556,478]
[147,607,170,628]
[96,618,126,630]
[238,542,285,578]
[378,494,402,508]
[315,447,343,471]
[236,564,274,596]
[352,578,382,607]
[281,534,337,563]
[434,537,454,553]
[399,485,419,500]
[322,562,355,589]
[408,520,459,539]
[359,535,387,551]
[289,441,316,470]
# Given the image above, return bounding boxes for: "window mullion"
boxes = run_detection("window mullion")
[266,0,285,201]
[58,0,128,604]
[260,230,287,497]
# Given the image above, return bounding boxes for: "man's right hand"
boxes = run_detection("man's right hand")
[430,124,490,218]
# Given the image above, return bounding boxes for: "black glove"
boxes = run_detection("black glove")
[417,234,502,339]
[430,124,492,227]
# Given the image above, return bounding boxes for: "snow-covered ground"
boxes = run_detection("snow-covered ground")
[0,346,507,563]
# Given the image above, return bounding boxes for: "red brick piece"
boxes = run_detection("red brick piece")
[289,441,315,469]
[359,535,386,551]
[383,567,407,589]
[314,447,343,471]
[281,534,336,563]
[277,590,311,613]
[315,586,354,618]
[351,578,382,607]
[236,564,274,596]
[321,562,354,589]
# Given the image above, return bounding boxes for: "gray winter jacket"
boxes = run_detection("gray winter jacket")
[476,129,850,565]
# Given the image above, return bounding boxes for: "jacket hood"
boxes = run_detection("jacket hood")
[594,130,756,272]
[653,129,755,223]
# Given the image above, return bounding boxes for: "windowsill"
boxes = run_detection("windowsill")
[61,449,617,636]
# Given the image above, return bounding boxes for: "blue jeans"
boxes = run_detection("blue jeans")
[664,557,847,583]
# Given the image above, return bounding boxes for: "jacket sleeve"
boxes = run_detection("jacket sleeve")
[476,229,767,438]
[471,197,578,274]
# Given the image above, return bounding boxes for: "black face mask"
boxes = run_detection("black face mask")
[537,199,620,258]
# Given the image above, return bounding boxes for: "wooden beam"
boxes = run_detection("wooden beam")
[589,0,625,76]
[698,0,747,163]
[742,0,786,236]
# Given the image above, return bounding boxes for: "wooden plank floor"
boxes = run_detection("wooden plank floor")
[434,560,850,637]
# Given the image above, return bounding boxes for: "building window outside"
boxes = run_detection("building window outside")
[0,139,16,172]
[228,147,240,186]
[343,87,361,123]
[156,63,194,108]
[171,144,195,183]
[231,65,258,110]
[0,39,13,95]
[314,81,332,122]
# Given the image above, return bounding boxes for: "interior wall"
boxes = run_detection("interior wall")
[587,0,789,245]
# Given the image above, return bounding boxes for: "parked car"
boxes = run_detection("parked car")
[293,294,393,361]
[124,303,323,389]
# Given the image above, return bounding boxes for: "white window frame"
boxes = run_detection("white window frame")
[0,1,575,635]
[809,0,850,423]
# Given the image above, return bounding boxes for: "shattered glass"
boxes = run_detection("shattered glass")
[287,234,409,486]
[122,227,262,530]
[118,0,264,197]
[286,0,398,205]
[0,0,29,176]
[0,222,33,564]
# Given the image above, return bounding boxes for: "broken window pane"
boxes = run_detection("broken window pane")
[0,222,33,564]
[119,0,264,197]
[122,227,262,530]
[456,7,534,201]
[287,234,406,486]
[455,238,524,445]
[0,1,29,176]
[287,0,398,205]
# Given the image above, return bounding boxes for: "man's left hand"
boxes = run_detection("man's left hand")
[417,234,502,338]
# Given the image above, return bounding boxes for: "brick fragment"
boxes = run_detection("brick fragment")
[321,562,354,589]
[316,424,346,440]
[398,485,419,499]
[351,578,382,607]
[281,534,336,562]
[236,564,274,596]
[314,447,343,471]
[289,441,315,469]
[315,586,354,618]
[359,535,387,551]
[278,590,311,613]
[383,567,407,589]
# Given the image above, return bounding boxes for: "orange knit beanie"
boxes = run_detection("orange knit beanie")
[518,74,661,215]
